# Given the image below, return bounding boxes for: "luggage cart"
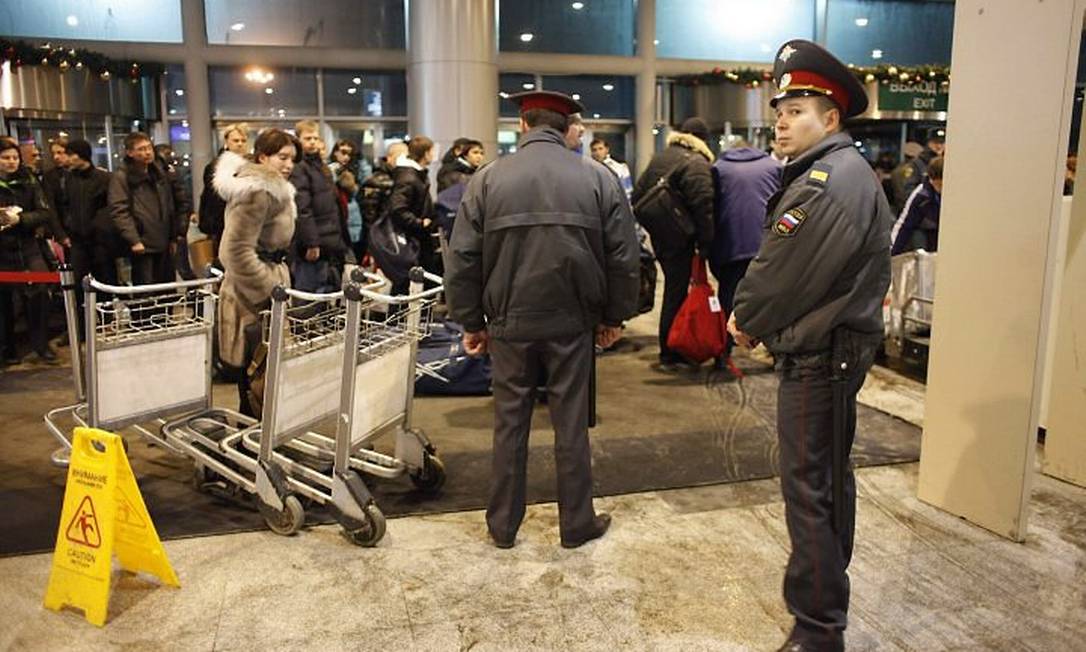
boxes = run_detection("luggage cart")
[886,250,937,366]
[229,267,447,546]
[43,265,223,468]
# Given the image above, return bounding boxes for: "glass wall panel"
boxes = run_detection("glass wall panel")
[164,65,187,118]
[826,0,954,66]
[541,75,634,120]
[205,0,404,48]
[0,0,182,42]
[655,0,815,62]
[499,0,635,56]
[323,70,407,118]
[209,67,318,119]
[498,74,539,118]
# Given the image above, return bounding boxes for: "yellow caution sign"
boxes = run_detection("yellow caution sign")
[43,428,179,626]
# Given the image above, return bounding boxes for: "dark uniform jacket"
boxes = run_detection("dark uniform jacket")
[289,152,348,257]
[109,158,190,253]
[630,132,715,257]
[733,131,892,354]
[0,168,54,272]
[445,127,640,341]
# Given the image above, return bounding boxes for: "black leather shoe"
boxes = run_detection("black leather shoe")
[561,513,611,549]
[489,532,514,549]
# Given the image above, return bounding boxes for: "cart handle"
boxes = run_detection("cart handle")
[348,268,391,292]
[83,268,223,295]
[272,285,345,303]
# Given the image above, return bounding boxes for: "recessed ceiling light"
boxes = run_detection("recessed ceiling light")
[347,87,357,95]
[499,91,510,98]
[871,49,883,59]
[174,88,184,96]
[571,1,585,9]
[571,93,581,100]
[522,82,535,90]
[602,83,614,91]
[653,39,659,46]
[66,15,79,27]
[182,120,189,127]
[230,22,245,31]
[937,129,946,136]
[168,109,177,115]
[593,113,601,119]
[854,141,863,147]
[352,77,362,85]
[264,87,274,94]
[855,17,869,27]
[519,32,534,42]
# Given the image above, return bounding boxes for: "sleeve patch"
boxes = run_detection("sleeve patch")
[807,162,832,186]
[773,208,808,237]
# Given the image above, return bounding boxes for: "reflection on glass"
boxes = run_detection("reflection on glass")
[542,75,634,120]
[499,0,634,56]
[825,0,953,66]
[205,0,404,48]
[655,0,814,62]
[0,0,182,42]
[322,70,407,118]
[209,67,318,118]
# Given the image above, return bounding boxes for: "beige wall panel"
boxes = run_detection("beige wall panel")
[1044,125,1086,487]
[917,0,1081,540]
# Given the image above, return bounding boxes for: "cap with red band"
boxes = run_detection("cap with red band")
[505,90,585,117]
[770,39,869,118]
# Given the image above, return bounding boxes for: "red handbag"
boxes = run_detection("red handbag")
[666,255,728,363]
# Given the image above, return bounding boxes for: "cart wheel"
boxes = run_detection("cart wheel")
[260,495,305,536]
[343,504,386,547]
[409,454,446,493]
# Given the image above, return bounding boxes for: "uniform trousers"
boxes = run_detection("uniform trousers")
[487,332,596,543]
[775,342,875,650]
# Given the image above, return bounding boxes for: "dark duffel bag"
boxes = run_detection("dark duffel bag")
[415,321,492,396]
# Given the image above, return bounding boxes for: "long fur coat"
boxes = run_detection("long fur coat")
[213,151,296,368]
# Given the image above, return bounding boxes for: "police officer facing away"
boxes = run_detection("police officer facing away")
[727,40,892,652]
[445,90,640,549]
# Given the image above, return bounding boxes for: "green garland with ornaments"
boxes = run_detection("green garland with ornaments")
[675,64,951,89]
[0,39,164,81]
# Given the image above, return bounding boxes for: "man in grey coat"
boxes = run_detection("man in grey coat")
[728,40,892,652]
[445,90,640,549]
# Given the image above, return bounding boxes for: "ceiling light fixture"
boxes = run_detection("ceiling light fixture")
[230,22,245,31]
[347,87,357,95]
[602,83,614,91]
[871,49,883,59]
[593,113,601,119]
[571,93,581,100]
[264,87,274,95]
[174,88,184,96]
[519,32,534,43]
[352,77,362,85]
[855,17,869,27]
[66,15,79,27]
[522,82,535,90]
[245,68,275,84]
[571,1,585,9]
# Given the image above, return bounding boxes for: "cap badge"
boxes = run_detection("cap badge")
[779,73,792,89]
[779,45,797,62]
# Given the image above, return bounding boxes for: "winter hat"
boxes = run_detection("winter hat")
[679,117,711,145]
[66,139,93,163]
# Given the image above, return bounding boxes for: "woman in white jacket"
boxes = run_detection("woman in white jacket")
[214,129,299,416]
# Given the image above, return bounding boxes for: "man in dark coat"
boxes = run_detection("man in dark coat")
[290,120,349,292]
[631,116,715,370]
[891,156,943,255]
[108,132,190,285]
[387,135,438,285]
[445,90,639,549]
[728,40,892,652]
[710,142,781,363]
[197,123,249,260]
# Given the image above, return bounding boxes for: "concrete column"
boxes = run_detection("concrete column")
[635,0,657,175]
[917,0,1085,541]
[180,0,212,204]
[1043,100,1086,489]
[407,0,498,172]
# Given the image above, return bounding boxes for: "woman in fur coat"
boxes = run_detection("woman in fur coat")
[214,129,300,416]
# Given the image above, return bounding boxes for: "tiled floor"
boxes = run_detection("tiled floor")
[2,459,1084,652]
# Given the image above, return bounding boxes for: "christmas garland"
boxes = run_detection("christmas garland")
[675,64,951,89]
[0,39,164,81]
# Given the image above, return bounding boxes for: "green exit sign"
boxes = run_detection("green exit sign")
[878,80,949,112]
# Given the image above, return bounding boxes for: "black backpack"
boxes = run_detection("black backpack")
[632,155,696,259]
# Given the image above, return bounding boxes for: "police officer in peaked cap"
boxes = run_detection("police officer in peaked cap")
[445,90,640,550]
[728,39,893,652]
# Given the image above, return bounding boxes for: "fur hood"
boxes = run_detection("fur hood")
[667,132,714,163]
[212,151,296,204]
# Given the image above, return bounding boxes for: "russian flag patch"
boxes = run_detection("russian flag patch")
[773,208,807,237]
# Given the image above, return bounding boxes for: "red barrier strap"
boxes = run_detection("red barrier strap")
[0,271,62,284]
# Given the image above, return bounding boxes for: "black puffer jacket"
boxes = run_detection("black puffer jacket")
[58,164,115,244]
[631,131,715,258]
[0,167,54,272]
[198,155,227,240]
[436,157,477,193]
[361,162,395,225]
[289,152,347,257]
[387,163,434,239]
[446,127,640,340]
